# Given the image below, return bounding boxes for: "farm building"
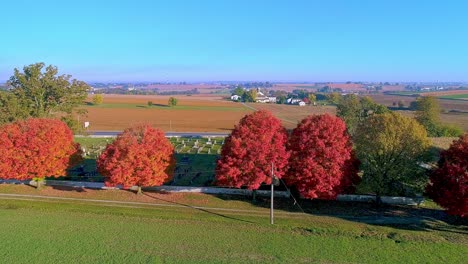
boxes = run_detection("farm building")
[255,89,276,103]
[230,94,241,101]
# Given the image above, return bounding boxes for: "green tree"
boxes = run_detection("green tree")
[92,94,104,105]
[326,92,342,104]
[276,95,286,104]
[308,93,317,104]
[242,89,257,102]
[7,63,89,118]
[168,97,178,107]
[414,96,462,137]
[414,96,441,135]
[355,112,430,201]
[0,91,29,125]
[232,86,244,96]
[337,95,389,136]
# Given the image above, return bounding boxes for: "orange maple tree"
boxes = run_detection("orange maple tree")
[97,124,175,193]
[0,118,82,185]
[284,114,360,199]
[215,110,289,190]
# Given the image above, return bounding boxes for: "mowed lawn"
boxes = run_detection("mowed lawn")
[1,185,467,263]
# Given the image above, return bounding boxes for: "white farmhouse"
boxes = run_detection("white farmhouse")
[231,94,241,101]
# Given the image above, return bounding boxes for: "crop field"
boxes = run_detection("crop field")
[0,184,467,263]
[438,94,468,100]
[369,94,468,111]
[396,110,468,131]
[82,94,252,131]
[243,103,336,129]
[82,94,467,132]
[81,94,341,131]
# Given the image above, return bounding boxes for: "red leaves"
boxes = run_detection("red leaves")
[284,114,360,199]
[0,118,81,181]
[97,124,175,188]
[427,133,468,217]
[215,110,289,190]
[216,112,360,198]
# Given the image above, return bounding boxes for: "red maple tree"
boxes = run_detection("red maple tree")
[97,124,175,193]
[427,133,468,217]
[284,114,360,199]
[0,118,82,185]
[215,110,289,190]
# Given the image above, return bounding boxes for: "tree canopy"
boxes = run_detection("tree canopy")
[336,95,389,136]
[97,125,175,194]
[414,96,462,137]
[215,110,289,190]
[354,112,430,197]
[0,91,29,124]
[241,89,257,102]
[427,134,468,217]
[92,94,104,105]
[6,63,89,119]
[168,97,178,107]
[284,114,360,199]
[0,118,82,183]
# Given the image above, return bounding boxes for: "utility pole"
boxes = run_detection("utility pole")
[270,162,274,225]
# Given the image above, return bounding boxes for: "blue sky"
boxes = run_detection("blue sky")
[1,0,467,82]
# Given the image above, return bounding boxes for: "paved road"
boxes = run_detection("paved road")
[79,131,230,138]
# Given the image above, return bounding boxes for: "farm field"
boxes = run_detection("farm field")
[438,94,468,100]
[243,103,335,129]
[82,94,339,131]
[369,94,468,111]
[396,110,468,131]
[81,94,467,132]
[82,94,252,132]
[0,184,467,263]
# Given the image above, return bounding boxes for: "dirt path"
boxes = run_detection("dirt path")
[0,193,304,218]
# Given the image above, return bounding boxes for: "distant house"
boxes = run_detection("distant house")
[286,97,306,106]
[267,97,277,103]
[255,89,276,103]
[286,98,302,104]
[231,95,241,101]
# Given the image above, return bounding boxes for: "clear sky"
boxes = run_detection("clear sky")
[1,0,467,82]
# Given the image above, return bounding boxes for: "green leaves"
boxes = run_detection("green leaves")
[355,112,430,196]
[4,62,89,121]
[336,95,389,136]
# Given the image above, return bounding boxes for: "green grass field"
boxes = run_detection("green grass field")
[438,94,468,100]
[0,185,466,263]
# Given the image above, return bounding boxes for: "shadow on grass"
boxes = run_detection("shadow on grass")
[142,191,255,224]
[145,104,170,108]
[50,185,87,193]
[213,192,468,234]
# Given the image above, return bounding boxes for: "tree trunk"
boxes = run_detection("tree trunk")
[36,180,44,190]
[136,186,142,195]
[375,193,382,207]
[252,189,257,202]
